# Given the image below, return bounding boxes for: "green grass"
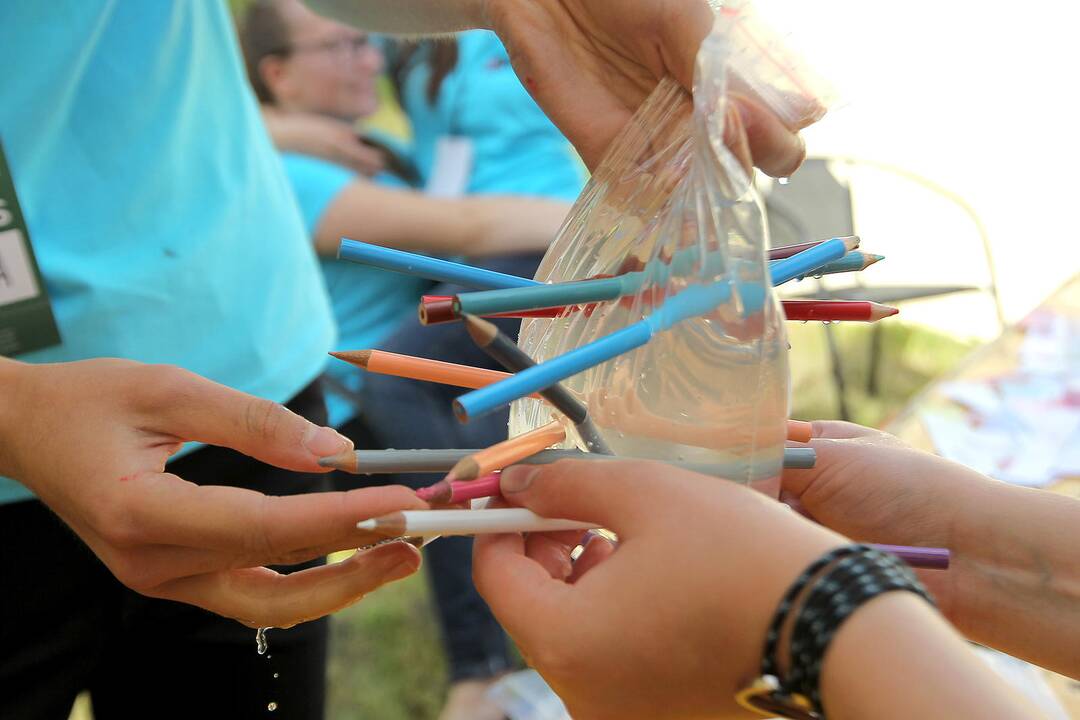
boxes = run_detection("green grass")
[71,320,974,720]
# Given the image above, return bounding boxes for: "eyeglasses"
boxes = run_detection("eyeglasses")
[273,35,371,59]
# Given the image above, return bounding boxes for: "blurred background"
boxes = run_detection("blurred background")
[67,2,1077,718]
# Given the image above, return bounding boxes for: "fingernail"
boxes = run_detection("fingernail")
[500,465,539,494]
[303,425,353,456]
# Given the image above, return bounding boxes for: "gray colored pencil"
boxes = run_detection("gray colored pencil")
[462,314,613,454]
[319,447,815,475]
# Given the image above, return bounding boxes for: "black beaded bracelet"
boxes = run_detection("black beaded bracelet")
[736,544,934,719]
[789,548,933,712]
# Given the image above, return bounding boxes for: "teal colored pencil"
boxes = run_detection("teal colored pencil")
[454,239,848,421]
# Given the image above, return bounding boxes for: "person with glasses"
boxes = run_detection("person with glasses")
[241,3,576,717]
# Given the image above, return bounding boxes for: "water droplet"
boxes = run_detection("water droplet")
[267,701,278,712]
[778,177,790,185]
[273,673,279,679]
[256,627,269,655]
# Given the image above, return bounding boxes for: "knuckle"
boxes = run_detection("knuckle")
[244,397,287,443]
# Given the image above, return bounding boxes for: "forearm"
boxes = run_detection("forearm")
[821,593,1040,719]
[464,197,567,256]
[944,481,1080,677]
[305,0,488,34]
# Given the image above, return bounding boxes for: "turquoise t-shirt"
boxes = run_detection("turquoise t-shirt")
[281,153,429,428]
[0,2,335,504]
[398,31,587,201]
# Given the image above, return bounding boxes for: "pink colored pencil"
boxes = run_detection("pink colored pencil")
[416,472,502,505]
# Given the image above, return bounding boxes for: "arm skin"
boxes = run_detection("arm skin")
[472,460,1041,720]
[783,421,1080,679]
[312,181,570,257]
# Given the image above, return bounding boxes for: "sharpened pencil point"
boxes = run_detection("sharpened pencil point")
[863,253,885,269]
[318,450,359,473]
[462,314,498,348]
[416,481,453,505]
[868,302,900,321]
[356,519,377,531]
[330,350,372,369]
[841,235,860,252]
[445,456,480,484]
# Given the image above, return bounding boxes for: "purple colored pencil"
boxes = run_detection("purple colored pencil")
[869,543,950,570]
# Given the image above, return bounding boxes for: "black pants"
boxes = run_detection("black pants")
[338,252,545,683]
[0,381,329,720]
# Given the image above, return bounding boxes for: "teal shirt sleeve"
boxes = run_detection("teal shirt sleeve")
[280,153,356,235]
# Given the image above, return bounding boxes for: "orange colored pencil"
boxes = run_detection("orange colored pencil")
[330,350,542,400]
[446,420,566,482]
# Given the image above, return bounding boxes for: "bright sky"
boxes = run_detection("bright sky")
[755,0,1080,334]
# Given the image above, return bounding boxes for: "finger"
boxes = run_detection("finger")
[722,102,753,177]
[123,473,427,558]
[731,94,806,178]
[498,460,701,537]
[523,529,587,580]
[567,532,616,584]
[153,541,421,628]
[810,420,882,440]
[656,0,716,93]
[142,366,352,472]
[472,529,574,653]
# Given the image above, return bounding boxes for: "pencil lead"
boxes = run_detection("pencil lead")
[330,350,372,369]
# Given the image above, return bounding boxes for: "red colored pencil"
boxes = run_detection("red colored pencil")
[781,300,898,322]
[421,295,897,324]
[417,472,501,505]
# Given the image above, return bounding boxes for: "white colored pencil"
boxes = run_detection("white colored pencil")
[356,509,599,537]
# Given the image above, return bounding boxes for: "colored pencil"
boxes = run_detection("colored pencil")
[454,239,850,421]
[357,509,952,569]
[787,420,813,443]
[421,295,896,325]
[357,508,596,537]
[872,544,950,570]
[804,251,884,279]
[329,349,543,399]
[462,314,613,453]
[319,446,817,474]
[416,472,503,504]
[447,237,854,321]
[446,420,566,482]
[768,239,829,260]
[337,238,540,290]
[781,301,898,323]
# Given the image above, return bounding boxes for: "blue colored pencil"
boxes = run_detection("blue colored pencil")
[453,237,857,318]
[338,238,541,291]
[454,238,850,421]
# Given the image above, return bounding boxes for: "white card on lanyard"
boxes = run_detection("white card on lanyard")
[425,136,474,198]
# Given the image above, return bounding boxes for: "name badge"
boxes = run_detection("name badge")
[0,139,61,356]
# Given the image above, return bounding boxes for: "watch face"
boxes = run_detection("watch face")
[735,677,819,720]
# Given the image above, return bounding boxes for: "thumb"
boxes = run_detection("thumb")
[147,368,351,472]
[497,458,699,537]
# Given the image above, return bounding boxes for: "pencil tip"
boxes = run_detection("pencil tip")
[864,253,885,268]
[462,314,497,347]
[356,519,377,531]
[417,481,452,505]
[841,235,860,252]
[869,303,900,321]
[330,350,372,368]
[446,457,479,483]
[319,451,358,473]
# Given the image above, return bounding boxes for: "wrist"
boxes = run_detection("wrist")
[0,357,30,478]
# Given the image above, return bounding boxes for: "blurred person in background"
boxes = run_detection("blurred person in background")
[241,1,580,717]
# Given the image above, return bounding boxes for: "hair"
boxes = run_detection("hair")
[390,38,459,106]
[238,0,292,104]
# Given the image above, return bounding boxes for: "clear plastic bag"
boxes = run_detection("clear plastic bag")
[509,2,829,496]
